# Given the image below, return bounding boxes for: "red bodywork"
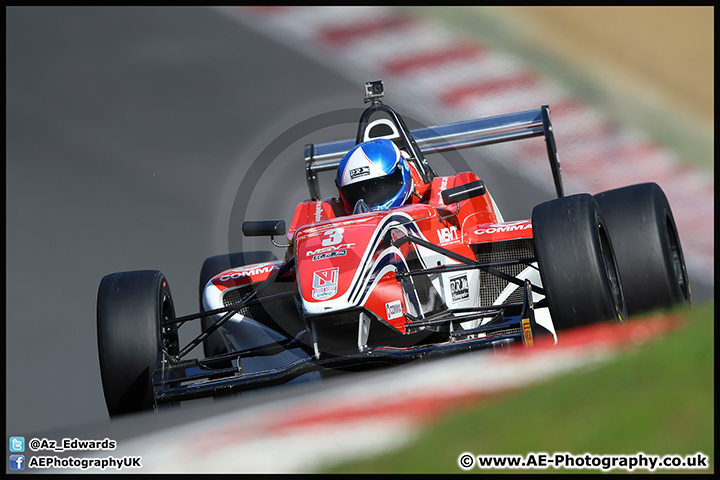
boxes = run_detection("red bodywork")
[282,171,530,334]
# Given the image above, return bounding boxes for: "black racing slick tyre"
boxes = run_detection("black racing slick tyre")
[97,270,179,417]
[594,182,691,316]
[198,251,278,358]
[532,194,626,330]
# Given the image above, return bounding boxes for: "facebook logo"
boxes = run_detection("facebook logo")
[9,437,25,452]
[9,455,25,471]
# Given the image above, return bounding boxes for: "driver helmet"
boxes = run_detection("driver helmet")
[336,138,413,213]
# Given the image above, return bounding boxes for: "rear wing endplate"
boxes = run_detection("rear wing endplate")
[304,105,563,199]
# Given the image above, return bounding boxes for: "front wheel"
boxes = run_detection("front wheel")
[97,270,178,417]
[532,194,626,330]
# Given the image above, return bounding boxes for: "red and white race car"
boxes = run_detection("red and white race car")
[97,81,690,416]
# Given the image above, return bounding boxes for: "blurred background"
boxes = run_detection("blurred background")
[6,5,713,451]
[419,7,712,170]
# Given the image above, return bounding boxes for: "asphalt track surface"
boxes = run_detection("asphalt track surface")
[5,6,712,454]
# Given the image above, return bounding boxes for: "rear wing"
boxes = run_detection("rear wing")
[304,105,564,200]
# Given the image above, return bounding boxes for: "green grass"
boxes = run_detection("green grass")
[321,301,714,474]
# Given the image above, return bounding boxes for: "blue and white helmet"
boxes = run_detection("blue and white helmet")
[336,138,413,213]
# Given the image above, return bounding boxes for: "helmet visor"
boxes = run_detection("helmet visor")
[339,166,404,210]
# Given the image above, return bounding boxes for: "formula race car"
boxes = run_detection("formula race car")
[97,81,691,416]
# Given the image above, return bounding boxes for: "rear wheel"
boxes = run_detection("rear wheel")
[594,182,691,315]
[97,270,178,417]
[532,194,626,330]
[198,251,278,358]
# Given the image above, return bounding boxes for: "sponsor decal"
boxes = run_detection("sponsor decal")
[450,274,469,302]
[438,176,449,203]
[522,317,534,346]
[306,243,355,257]
[314,200,323,222]
[312,250,347,261]
[474,222,532,236]
[386,300,403,320]
[349,166,370,180]
[218,263,278,282]
[437,225,459,244]
[312,267,339,300]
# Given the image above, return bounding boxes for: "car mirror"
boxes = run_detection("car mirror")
[242,220,286,237]
[441,180,486,205]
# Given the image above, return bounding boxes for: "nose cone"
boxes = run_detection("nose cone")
[295,215,380,315]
